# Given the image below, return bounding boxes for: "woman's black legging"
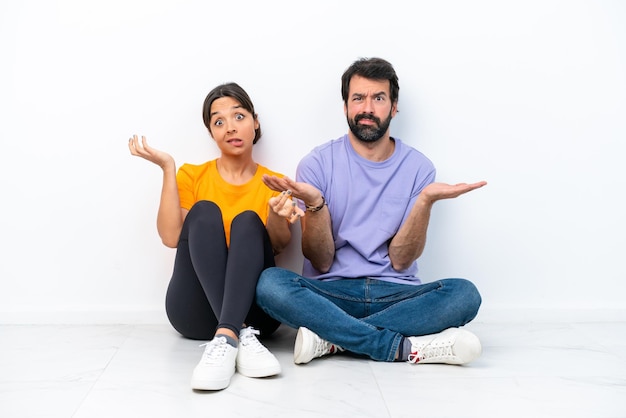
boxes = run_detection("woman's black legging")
[165,200,280,340]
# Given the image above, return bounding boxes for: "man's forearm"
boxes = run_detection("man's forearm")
[301,208,335,273]
[388,197,433,271]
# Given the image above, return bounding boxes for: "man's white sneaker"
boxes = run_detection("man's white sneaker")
[294,327,344,364]
[236,327,281,378]
[190,336,237,390]
[406,328,482,365]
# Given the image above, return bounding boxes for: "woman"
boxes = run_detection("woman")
[128,82,303,391]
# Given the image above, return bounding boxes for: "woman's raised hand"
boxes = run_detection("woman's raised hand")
[128,135,175,170]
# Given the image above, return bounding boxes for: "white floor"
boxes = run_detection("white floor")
[1,320,625,418]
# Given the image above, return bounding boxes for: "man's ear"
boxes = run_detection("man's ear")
[391,101,398,118]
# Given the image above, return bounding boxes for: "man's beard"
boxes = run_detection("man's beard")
[347,112,393,143]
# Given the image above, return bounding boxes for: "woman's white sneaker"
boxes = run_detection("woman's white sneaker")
[406,328,482,365]
[236,327,281,378]
[190,336,237,390]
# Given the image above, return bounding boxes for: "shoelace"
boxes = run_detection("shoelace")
[314,338,336,357]
[408,340,454,364]
[198,336,229,364]
[239,327,268,354]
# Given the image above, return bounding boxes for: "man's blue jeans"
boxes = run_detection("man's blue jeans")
[256,267,482,362]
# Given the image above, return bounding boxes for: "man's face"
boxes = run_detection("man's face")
[345,75,396,143]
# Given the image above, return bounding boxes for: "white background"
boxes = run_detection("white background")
[1,0,624,323]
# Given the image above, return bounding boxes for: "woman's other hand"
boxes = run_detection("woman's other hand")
[269,190,305,224]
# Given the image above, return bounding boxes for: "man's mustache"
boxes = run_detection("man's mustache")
[354,114,380,125]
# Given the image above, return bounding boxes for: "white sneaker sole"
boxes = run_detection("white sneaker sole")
[237,363,281,378]
[294,327,314,364]
[191,376,231,391]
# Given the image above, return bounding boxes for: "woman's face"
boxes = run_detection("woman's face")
[208,96,259,156]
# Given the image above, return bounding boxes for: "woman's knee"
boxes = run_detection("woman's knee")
[190,199,219,212]
[232,210,263,230]
[186,200,221,224]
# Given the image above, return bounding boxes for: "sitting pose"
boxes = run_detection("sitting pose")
[258,58,487,366]
[129,82,303,390]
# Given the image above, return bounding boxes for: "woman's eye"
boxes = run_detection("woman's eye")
[235,113,245,120]
[214,119,223,126]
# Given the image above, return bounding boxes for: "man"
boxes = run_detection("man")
[258,57,487,365]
